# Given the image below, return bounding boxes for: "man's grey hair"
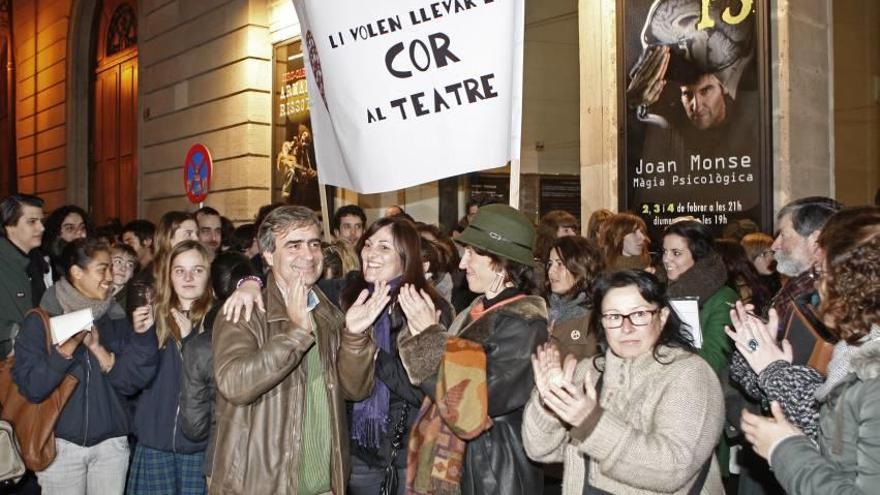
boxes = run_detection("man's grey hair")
[777,196,844,237]
[257,206,321,254]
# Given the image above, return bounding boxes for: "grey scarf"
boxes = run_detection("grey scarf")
[46,278,115,321]
[548,292,589,324]
[815,325,880,401]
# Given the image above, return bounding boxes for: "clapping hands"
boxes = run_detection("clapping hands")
[345,280,392,335]
[398,284,440,335]
[531,343,599,427]
[725,301,791,375]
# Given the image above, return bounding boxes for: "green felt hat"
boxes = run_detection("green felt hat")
[456,204,536,267]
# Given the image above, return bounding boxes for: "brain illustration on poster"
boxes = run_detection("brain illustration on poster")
[620,0,771,239]
[273,39,321,209]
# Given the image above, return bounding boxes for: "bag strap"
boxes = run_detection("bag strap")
[791,295,835,343]
[24,308,54,353]
[687,456,713,495]
[583,372,605,495]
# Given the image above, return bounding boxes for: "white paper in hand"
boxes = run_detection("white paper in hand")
[670,297,702,349]
[49,308,93,345]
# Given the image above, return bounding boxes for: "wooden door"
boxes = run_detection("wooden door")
[91,0,138,225]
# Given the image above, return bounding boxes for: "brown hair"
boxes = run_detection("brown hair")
[598,212,650,270]
[543,235,602,300]
[152,211,196,279]
[741,232,774,262]
[416,223,459,273]
[340,216,442,311]
[586,209,614,243]
[817,207,880,343]
[154,240,213,348]
[535,210,579,261]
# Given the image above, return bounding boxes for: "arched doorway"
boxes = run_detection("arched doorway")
[90,0,138,224]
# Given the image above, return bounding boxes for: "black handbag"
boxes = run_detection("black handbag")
[379,402,411,495]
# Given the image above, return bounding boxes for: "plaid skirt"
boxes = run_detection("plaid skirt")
[126,445,207,495]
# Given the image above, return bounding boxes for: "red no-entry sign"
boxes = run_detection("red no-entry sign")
[184,144,212,204]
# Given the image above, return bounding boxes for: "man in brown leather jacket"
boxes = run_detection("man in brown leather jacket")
[210,206,369,494]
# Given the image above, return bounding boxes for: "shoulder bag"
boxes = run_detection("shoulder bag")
[0,308,79,472]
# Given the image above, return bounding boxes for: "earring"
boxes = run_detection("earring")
[488,271,505,294]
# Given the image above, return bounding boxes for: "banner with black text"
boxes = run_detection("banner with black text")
[292,0,524,193]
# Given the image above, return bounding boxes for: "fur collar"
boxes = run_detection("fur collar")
[667,253,727,306]
[850,327,880,381]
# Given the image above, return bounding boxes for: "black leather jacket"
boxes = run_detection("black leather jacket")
[399,292,549,495]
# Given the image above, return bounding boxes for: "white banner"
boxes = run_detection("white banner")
[291,0,525,194]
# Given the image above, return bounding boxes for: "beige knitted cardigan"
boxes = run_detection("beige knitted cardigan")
[523,345,725,494]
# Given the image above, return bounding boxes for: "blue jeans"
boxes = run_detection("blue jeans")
[36,436,129,495]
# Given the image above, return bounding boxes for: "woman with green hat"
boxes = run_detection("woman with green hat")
[396,203,549,494]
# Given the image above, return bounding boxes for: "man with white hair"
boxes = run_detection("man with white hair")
[727,196,843,495]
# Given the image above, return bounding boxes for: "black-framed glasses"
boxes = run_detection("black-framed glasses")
[601,309,660,329]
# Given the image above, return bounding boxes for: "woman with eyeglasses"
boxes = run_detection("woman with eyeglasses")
[523,270,725,494]
[741,232,781,296]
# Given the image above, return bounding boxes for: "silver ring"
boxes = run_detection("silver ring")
[747,338,759,353]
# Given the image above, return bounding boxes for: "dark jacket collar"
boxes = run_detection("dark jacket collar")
[0,236,30,269]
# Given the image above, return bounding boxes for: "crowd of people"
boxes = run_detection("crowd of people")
[0,192,877,495]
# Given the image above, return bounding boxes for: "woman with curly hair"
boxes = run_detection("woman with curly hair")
[729,207,880,494]
[597,212,651,272]
[41,205,94,280]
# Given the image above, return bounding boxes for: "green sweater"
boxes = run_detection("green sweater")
[297,318,331,494]
[698,286,738,376]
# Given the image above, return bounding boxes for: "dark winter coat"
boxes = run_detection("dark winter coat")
[180,326,215,475]
[666,253,737,375]
[132,324,206,454]
[337,297,454,470]
[397,293,549,495]
[547,292,598,362]
[770,335,880,493]
[12,297,158,447]
[0,237,35,357]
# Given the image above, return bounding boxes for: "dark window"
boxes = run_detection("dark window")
[106,4,137,56]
